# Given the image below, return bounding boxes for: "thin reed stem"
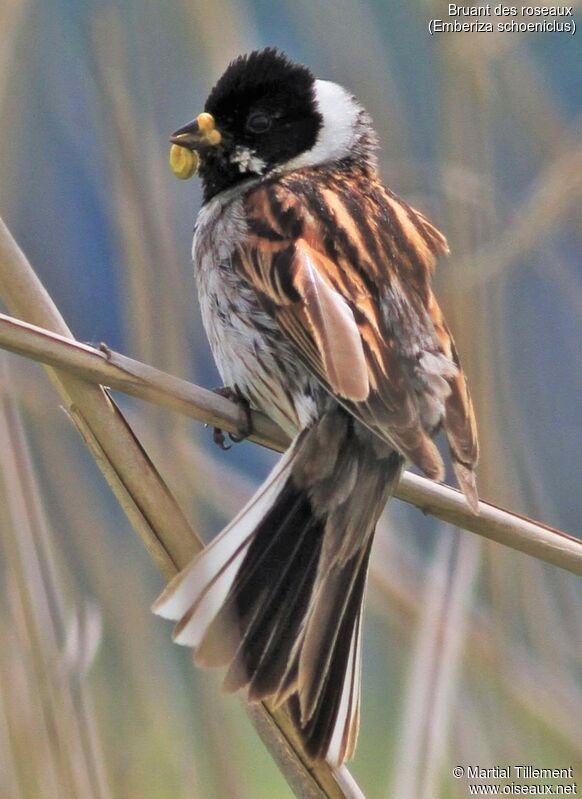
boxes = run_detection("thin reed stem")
[0,308,580,577]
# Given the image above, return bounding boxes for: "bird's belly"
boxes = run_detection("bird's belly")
[193,192,322,436]
[197,261,318,437]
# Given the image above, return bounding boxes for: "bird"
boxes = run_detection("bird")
[154,47,479,766]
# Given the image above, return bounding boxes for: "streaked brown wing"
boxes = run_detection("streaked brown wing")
[427,291,479,507]
[236,168,478,495]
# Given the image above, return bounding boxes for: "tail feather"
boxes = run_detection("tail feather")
[298,550,366,723]
[153,442,296,634]
[244,512,324,700]
[298,451,403,721]
[299,609,362,765]
[195,487,310,670]
[172,545,248,650]
[203,480,325,689]
[289,544,369,765]
[153,415,402,765]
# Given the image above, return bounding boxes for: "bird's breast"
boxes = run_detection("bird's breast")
[192,197,320,436]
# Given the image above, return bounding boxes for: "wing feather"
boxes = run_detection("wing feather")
[292,241,369,402]
[237,170,478,495]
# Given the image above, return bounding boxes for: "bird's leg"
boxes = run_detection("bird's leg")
[212,386,253,450]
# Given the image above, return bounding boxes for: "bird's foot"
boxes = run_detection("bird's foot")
[212,386,253,450]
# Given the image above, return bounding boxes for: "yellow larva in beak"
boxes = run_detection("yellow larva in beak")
[196,112,219,139]
[169,143,199,180]
[169,113,222,179]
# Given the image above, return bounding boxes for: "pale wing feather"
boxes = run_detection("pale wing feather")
[293,241,369,402]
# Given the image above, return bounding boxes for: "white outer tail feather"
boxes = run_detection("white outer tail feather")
[327,611,362,766]
[153,431,363,765]
[172,548,249,647]
[152,441,298,628]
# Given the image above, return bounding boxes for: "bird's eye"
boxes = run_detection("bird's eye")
[246,111,272,134]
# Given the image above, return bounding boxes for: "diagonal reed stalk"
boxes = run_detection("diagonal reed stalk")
[0,307,580,577]
[0,215,364,799]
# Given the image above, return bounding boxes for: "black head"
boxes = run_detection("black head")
[173,49,322,201]
[170,48,376,202]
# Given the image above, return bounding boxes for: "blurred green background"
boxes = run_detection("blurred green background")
[0,1,581,797]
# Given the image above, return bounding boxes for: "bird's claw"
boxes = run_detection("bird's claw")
[213,427,232,450]
[212,386,253,450]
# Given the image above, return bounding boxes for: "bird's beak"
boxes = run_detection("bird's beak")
[169,112,222,180]
[169,112,222,151]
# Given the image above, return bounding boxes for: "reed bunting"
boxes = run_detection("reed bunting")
[154,48,479,765]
